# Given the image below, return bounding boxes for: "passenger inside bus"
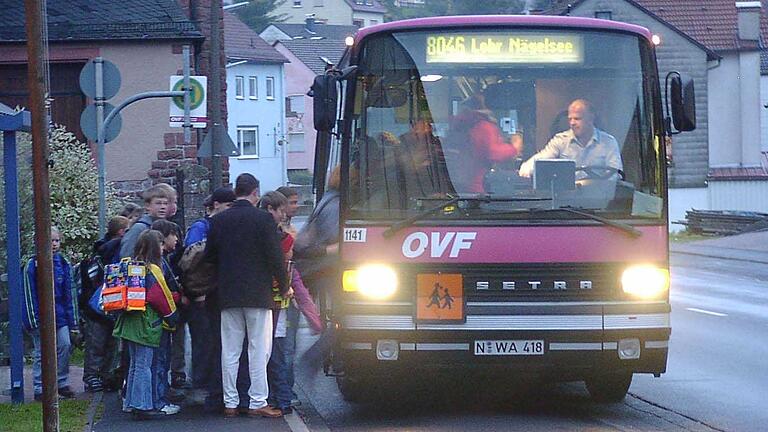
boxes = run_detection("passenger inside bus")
[397,119,454,199]
[445,93,520,193]
[518,99,623,181]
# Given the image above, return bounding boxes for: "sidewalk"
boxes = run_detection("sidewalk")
[94,391,295,432]
[1,365,85,404]
[670,230,768,264]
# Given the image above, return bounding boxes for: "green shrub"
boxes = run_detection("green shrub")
[0,125,123,269]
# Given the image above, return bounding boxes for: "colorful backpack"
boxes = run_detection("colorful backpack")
[101,258,147,312]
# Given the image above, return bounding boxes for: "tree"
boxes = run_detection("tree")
[235,0,289,33]
[0,125,123,268]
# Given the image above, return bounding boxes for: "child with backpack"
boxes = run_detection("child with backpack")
[80,215,129,392]
[150,219,184,405]
[112,230,179,418]
[22,226,79,401]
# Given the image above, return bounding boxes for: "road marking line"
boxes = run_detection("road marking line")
[686,307,728,317]
[285,411,312,432]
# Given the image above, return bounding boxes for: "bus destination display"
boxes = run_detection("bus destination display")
[425,33,583,64]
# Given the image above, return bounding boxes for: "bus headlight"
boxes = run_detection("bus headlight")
[343,264,398,299]
[621,265,669,298]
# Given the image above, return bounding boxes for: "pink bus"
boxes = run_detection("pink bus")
[311,15,696,402]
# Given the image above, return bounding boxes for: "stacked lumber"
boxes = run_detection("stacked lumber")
[676,209,768,236]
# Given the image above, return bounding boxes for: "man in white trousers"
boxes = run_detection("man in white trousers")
[205,173,291,418]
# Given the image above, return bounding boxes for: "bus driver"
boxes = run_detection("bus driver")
[518,99,622,180]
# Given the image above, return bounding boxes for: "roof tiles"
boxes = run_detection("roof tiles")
[280,38,347,74]
[224,12,287,63]
[0,0,202,42]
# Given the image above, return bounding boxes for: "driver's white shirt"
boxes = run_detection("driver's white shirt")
[519,128,622,179]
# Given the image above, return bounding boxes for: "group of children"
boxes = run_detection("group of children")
[21,181,323,420]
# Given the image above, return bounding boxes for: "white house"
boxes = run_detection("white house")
[224,12,289,192]
[263,20,351,180]
[273,0,386,27]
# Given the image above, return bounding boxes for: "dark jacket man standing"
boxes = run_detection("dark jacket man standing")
[205,173,290,418]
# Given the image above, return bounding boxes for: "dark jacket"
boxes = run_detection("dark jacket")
[205,199,288,309]
[95,236,122,265]
[22,253,78,331]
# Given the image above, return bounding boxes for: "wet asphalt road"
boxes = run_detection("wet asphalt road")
[293,252,768,432]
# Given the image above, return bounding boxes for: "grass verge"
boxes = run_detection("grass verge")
[669,230,710,243]
[0,399,90,432]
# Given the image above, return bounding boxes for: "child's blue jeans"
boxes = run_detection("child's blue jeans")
[30,326,71,395]
[267,336,292,410]
[123,341,156,411]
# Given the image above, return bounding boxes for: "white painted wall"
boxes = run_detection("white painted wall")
[739,50,762,166]
[708,55,742,167]
[668,187,708,232]
[709,181,768,212]
[761,75,768,151]
[274,0,353,25]
[355,11,383,26]
[226,62,287,193]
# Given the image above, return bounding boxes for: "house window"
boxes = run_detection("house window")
[288,133,305,152]
[595,11,612,20]
[286,95,305,117]
[293,0,301,6]
[237,126,259,156]
[370,19,378,25]
[314,0,323,5]
[235,76,244,99]
[249,76,258,99]
[266,77,275,100]
[353,18,364,28]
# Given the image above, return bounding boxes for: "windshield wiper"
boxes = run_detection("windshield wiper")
[382,194,552,238]
[529,207,642,238]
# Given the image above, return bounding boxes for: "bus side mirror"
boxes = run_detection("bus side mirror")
[310,74,338,132]
[670,75,696,132]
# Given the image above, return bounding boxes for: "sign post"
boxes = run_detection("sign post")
[169,75,207,128]
[80,47,195,236]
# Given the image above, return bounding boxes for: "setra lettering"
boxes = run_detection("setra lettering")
[402,231,477,258]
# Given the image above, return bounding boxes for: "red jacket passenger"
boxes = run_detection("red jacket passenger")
[449,107,519,193]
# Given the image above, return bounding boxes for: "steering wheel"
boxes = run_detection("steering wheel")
[575,165,624,180]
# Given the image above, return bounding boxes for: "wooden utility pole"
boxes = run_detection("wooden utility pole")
[210,0,223,188]
[24,0,59,430]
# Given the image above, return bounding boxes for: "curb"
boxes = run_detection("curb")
[82,391,103,432]
[292,381,330,432]
[670,248,768,265]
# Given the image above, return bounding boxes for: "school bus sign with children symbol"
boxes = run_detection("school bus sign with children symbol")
[417,273,464,322]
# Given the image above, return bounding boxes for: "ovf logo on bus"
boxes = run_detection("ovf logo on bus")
[401,231,477,259]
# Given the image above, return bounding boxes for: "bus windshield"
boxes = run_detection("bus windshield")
[346,28,665,221]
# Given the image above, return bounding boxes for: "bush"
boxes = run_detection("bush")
[0,125,123,269]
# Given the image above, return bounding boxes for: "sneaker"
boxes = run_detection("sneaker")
[122,406,134,413]
[290,398,302,407]
[58,387,75,399]
[84,377,104,393]
[280,406,294,416]
[159,404,180,415]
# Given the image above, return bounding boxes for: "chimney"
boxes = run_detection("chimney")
[305,14,317,34]
[736,1,761,41]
